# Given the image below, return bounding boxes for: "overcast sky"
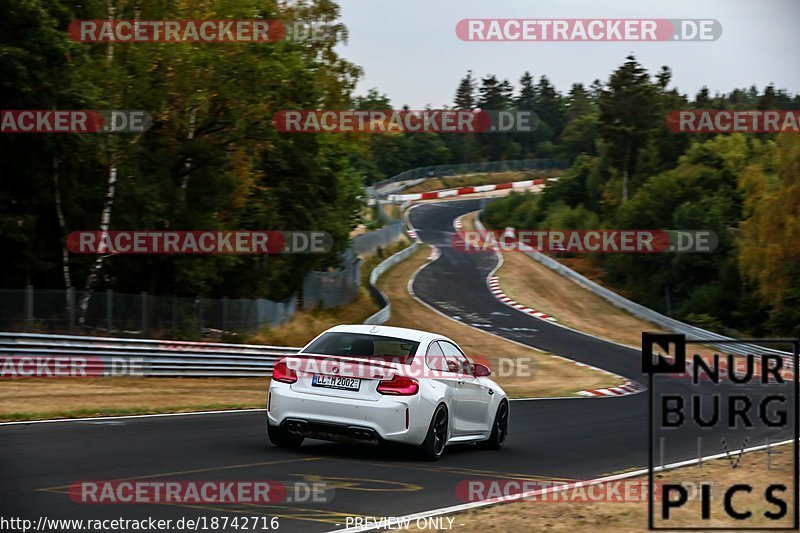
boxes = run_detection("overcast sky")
[335,0,800,108]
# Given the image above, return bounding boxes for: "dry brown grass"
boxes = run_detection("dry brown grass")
[461,211,658,349]
[378,246,623,398]
[411,445,794,531]
[497,251,658,349]
[0,377,269,421]
[462,211,734,365]
[251,289,379,348]
[250,240,411,347]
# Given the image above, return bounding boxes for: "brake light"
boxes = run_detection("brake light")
[273,359,297,384]
[377,375,419,395]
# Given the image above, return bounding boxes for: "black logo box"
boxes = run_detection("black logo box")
[643,332,799,530]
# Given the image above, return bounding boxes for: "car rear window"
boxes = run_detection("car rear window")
[301,332,419,364]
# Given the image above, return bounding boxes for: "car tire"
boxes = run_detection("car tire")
[480,400,509,450]
[418,404,448,461]
[267,422,304,448]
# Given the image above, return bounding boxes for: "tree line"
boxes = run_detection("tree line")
[2,1,798,339]
[479,56,800,337]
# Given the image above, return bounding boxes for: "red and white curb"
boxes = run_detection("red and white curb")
[576,381,645,397]
[487,276,556,322]
[428,246,441,261]
[406,229,420,242]
[453,217,464,235]
[389,178,545,202]
[548,354,644,398]
[486,277,643,397]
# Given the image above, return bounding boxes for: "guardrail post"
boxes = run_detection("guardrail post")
[222,297,228,334]
[106,289,113,334]
[141,292,148,337]
[664,286,672,315]
[67,287,75,334]
[171,295,177,337]
[25,285,33,331]
[197,295,204,338]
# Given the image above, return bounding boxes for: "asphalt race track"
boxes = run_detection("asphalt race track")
[1,198,795,532]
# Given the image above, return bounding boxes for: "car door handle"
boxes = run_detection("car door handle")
[487,389,494,395]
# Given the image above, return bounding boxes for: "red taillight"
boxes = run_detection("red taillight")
[377,375,418,396]
[273,359,297,384]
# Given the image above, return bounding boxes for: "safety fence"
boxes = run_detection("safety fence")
[351,221,405,255]
[1,261,359,339]
[0,332,301,377]
[301,261,361,310]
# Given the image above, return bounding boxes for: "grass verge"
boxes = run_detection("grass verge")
[408,444,794,531]
[0,377,269,422]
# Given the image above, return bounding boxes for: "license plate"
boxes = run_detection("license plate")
[312,374,361,391]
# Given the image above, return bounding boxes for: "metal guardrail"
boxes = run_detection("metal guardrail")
[363,243,420,325]
[351,221,405,255]
[0,332,301,377]
[473,214,796,363]
[372,159,567,197]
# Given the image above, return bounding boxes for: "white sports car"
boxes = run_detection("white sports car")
[266,324,509,460]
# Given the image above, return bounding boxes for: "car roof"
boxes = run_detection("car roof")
[323,324,441,343]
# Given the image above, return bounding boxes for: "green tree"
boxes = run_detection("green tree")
[597,55,660,203]
[738,134,800,335]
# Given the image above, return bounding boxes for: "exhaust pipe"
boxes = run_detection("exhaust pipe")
[285,420,310,435]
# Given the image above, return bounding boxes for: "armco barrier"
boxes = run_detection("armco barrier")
[473,215,795,363]
[351,221,405,255]
[372,158,567,196]
[0,332,300,377]
[387,178,546,203]
[363,243,420,325]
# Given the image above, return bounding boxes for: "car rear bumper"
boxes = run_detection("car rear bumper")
[280,418,382,445]
[267,381,431,445]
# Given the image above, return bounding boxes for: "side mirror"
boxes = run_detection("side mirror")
[472,363,491,377]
